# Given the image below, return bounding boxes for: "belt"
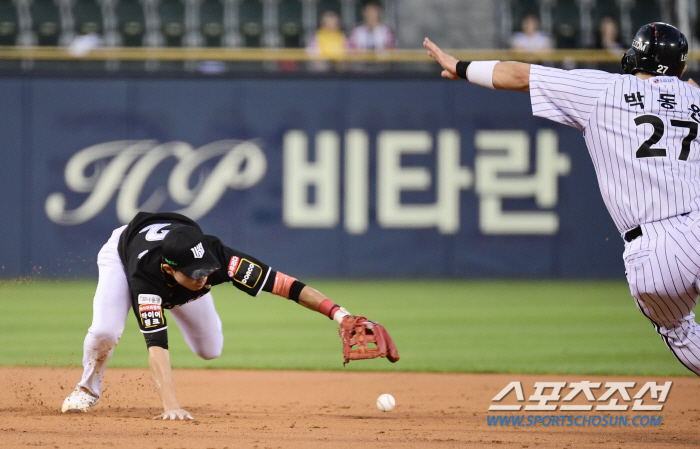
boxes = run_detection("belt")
[624,213,691,242]
[624,226,642,242]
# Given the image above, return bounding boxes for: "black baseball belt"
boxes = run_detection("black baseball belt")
[624,213,691,243]
[624,226,642,242]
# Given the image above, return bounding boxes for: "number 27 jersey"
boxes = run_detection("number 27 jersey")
[530,65,700,234]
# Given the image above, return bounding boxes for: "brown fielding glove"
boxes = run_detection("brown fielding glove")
[339,315,399,366]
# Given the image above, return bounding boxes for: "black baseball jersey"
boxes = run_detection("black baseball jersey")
[118,212,273,344]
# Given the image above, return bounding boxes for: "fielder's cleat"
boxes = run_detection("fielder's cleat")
[61,388,99,413]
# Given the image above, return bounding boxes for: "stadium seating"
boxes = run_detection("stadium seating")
[0,0,685,51]
[115,0,145,46]
[200,0,223,47]
[504,0,672,49]
[73,0,103,36]
[2,0,398,48]
[511,0,539,27]
[278,0,301,48]
[0,0,19,45]
[316,0,340,20]
[630,0,662,32]
[31,0,62,45]
[239,0,261,47]
[593,0,620,24]
[158,0,185,46]
[551,0,579,48]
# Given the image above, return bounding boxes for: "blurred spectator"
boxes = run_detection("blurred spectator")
[307,10,346,60]
[595,16,624,51]
[510,14,552,51]
[347,1,395,51]
[594,16,624,73]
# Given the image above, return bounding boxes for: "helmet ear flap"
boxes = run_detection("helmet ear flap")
[621,51,635,74]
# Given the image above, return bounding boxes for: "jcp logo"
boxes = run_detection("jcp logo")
[45,140,267,225]
[240,263,255,284]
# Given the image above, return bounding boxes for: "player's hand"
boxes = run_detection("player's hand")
[155,408,194,420]
[686,78,699,88]
[423,37,460,80]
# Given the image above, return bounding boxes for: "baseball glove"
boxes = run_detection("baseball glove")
[339,315,399,365]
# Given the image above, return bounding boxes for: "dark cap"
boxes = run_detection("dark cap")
[161,226,221,280]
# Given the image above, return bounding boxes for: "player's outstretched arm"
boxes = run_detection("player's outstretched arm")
[298,284,351,323]
[298,285,336,312]
[266,271,350,323]
[266,272,399,364]
[148,346,194,420]
[423,37,530,92]
[492,62,531,92]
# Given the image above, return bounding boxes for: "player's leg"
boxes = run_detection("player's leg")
[70,226,132,404]
[625,220,700,376]
[169,292,223,360]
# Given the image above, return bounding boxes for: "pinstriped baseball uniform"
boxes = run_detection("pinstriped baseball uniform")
[531,64,700,375]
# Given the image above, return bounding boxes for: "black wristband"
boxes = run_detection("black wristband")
[288,280,306,303]
[328,304,340,319]
[456,61,471,79]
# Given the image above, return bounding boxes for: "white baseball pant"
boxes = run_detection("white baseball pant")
[77,225,224,397]
[624,213,700,376]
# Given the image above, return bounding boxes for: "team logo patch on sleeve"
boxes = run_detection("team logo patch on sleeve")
[138,294,162,305]
[227,256,240,278]
[233,259,262,288]
[139,304,164,329]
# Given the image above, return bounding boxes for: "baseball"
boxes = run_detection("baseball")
[376,393,395,411]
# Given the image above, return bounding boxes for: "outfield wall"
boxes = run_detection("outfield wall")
[0,74,623,278]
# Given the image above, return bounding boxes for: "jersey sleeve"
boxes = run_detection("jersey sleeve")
[133,293,167,332]
[128,288,169,348]
[206,236,272,297]
[530,65,618,131]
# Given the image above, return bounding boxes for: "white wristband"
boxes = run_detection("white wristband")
[333,307,350,324]
[467,60,499,89]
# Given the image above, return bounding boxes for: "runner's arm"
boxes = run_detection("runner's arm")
[423,37,530,92]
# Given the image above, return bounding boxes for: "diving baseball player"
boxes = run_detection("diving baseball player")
[61,211,398,419]
[425,22,700,376]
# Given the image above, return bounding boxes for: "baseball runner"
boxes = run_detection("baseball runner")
[425,22,700,376]
[61,211,398,419]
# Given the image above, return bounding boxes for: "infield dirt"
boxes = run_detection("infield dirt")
[0,367,698,448]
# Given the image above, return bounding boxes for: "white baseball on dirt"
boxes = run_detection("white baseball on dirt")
[376,393,395,412]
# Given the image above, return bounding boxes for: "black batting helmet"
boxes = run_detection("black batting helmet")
[621,22,688,77]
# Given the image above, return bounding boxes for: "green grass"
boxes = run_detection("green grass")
[0,279,693,376]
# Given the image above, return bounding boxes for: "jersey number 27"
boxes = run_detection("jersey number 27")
[634,114,698,161]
